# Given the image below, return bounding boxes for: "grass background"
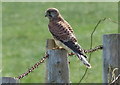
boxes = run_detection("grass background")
[2,2,118,83]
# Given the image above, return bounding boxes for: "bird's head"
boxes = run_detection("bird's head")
[45,8,60,20]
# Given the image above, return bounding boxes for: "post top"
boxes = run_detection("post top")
[46,39,57,49]
[103,33,120,36]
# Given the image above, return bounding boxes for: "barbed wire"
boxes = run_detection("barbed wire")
[15,45,102,80]
[15,54,49,80]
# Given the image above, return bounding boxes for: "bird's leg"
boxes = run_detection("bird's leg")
[52,46,65,50]
[68,52,75,56]
[56,47,65,50]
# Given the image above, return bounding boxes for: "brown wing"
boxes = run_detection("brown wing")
[48,20,77,42]
[64,21,74,33]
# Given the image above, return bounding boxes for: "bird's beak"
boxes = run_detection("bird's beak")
[45,12,48,17]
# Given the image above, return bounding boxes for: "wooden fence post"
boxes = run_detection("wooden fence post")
[1,77,19,84]
[46,39,70,83]
[103,34,120,84]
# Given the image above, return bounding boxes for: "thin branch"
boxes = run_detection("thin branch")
[78,17,118,83]
[110,74,120,84]
[78,18,107,84]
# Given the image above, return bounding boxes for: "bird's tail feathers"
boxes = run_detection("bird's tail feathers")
[76,53,91,68]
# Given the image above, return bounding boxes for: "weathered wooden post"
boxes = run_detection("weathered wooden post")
[46,39,70,83]
[0,77,19,84]
[103,34,120,84]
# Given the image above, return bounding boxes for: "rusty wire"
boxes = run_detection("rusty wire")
[15,45,102,80]
[15,54,49,80]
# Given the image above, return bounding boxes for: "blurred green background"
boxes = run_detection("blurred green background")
[2,2,118,83]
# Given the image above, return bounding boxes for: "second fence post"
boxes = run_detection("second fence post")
[103,34,120,84]
[45,39,70,83]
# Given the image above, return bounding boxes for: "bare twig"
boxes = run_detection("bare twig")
[78,18,107,84]
[78,17,118,83]
[111,68,118,83]
[109,68,120,85]
[110,74,120,84]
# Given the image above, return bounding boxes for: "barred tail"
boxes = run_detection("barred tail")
[76,53,91,68]
[61,40,91,68]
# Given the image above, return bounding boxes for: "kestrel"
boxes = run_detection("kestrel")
[45,8,91,68]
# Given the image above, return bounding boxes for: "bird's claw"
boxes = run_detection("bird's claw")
[52,47,65,50]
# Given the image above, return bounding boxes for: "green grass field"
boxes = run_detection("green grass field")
[2,2,118,83]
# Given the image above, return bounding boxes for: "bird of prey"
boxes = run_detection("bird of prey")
[45,8,91,68]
